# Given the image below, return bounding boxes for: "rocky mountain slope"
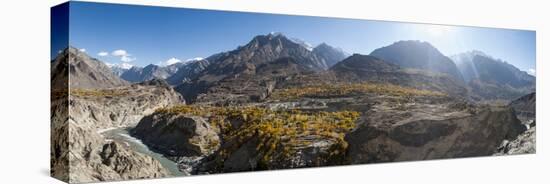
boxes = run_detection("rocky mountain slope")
[370,40,464,81]
[166,59,211,86]
[451,51,535,100]
[59,47,129,89]
[176,33,330,102]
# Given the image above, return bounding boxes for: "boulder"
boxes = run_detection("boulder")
[132,114,220,157]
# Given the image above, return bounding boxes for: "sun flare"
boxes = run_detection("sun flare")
[425,24,454,37]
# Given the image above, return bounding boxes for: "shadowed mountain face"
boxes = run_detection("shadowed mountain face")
[313,43,349,67]
[370,40,464,81]
[176,33,329,102]
[55,47,129,89]
[331,54,400,73]
[451,51,535,100]
[51,50,69,90]
[329,54,468,97]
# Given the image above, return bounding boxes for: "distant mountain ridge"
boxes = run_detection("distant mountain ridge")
[370,40,464,81]
[329,54,468,97]
[451,50,534,87]
[451,51,535,100]
[120,63,184,83]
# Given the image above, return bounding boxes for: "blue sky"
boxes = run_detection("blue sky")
[54,1,536,73]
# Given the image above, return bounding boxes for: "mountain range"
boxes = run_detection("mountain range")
[54,33,535,102]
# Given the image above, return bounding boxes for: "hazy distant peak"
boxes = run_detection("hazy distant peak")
[315,42,349,56]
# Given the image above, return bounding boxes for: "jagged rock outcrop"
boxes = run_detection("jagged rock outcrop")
[131,113,220,157]
[495,126,535,156]
[345,106,526,163]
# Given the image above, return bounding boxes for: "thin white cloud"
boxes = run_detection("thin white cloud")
[97,51,109,57]
[528,68,536,76]
[111,49,136,62]
[159,57,183,66]
[79,48,86,53]
[186,57,204,62]
[111,49,128,57]
[166,58,182,65]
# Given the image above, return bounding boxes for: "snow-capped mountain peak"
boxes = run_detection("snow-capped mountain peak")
[290,37,314,51]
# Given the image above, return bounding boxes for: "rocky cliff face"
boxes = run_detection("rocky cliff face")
[51,83,184,183]
[345,105,526,163]
[509,92,536,122]
[69,84,183,129]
